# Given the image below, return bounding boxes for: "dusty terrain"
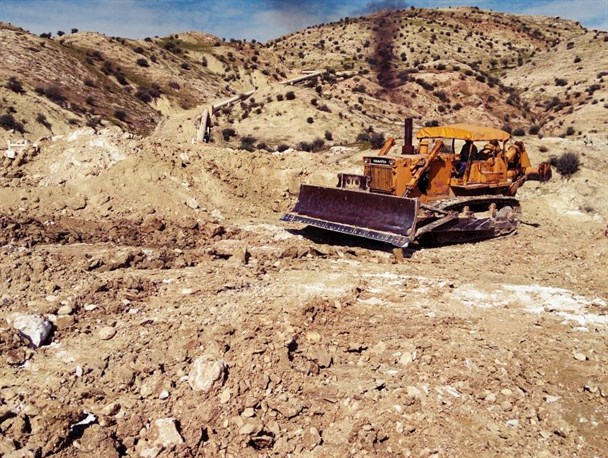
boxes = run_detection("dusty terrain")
[1,122,607,457]
[1,6,608,458]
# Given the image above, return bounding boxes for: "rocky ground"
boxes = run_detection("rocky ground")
[1,124,607,457]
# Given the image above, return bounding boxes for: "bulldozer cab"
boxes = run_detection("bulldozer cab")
[416,124,511,187]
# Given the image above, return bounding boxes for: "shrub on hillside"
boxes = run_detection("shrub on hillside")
[513,128,525,136]
[565,126,575,136]
[7,77,24,94]
[285,91,296,100]
[297,141,313,152]
[370,132,386,149]
[0,114,25,133]
[135,87,152,103]
[86,117,102,129]
[43,85,66,104]
[277,144,290,152]
[36,112,51,129]
[114,110,127,121]
[240,135,257,152]
[222,127,237,140]
[529,125,540,135]
[324,130,333,141]
[136,58,149,67]
[356,131,370,143]
[550,152,580,176]
[311,138,325,152]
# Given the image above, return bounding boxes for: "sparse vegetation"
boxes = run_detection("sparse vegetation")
[513,128,525,136]
[114,110,127,121]
[222,127,237,141]
[41,85,66,105]
[240,135,257,152]
[7,77,24,94]
[285,91,296,100]
[136,58,149,67]
[550,152,580,176]
[36,113,51,129]
[370,132,386,149]
[135,88,152,103]
[0,113,25,133]
[86,117,102,129]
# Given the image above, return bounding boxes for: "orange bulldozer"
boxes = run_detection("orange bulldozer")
[282,118,551,247]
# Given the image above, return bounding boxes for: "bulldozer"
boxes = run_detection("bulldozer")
[282,118,551,247]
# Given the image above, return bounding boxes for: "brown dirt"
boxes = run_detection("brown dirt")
[1,121,607,457]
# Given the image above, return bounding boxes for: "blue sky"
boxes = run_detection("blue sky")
[1,0,606,41]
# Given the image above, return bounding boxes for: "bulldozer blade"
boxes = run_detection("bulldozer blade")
[281,184,418,247]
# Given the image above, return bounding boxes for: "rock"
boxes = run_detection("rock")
[399,351,416,366]
[188,356,227,392]
[312,349,332,368]
[6,348,26,365]
[141,215,165,233]
[98,326,117,341]
[500,388,513,397]
[153,418,183,448]
[279,246,299,259]
[305,331,321,343]
[239,422,258,436]
[57,305,73,316]
[302,426,322,450]
[7,313,53,348]
[573,352,587,361]
[186,198,200,209]
[241,408,255,418]
[67,194,87,210]
[485,393,497,403]
[159,390,169,400]
[220,388,231,404]
[501,401,513,411]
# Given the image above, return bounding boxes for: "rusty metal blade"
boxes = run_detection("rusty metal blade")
[281,185,418,247]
